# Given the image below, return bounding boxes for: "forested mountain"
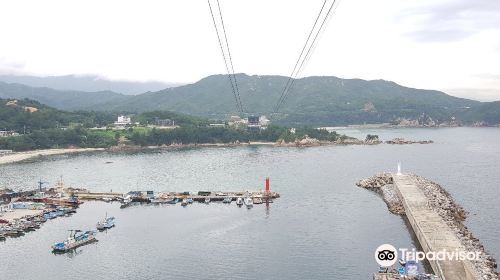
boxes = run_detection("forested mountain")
[1,74,499,126]
[92,74,496,125]
[0,81,128,110]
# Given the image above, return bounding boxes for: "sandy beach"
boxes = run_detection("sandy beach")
[0,148,105,165]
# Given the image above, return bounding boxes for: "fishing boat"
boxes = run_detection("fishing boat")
[181,199,188,207]
[204,197,211,204]
[96,215,115,231]
[244,197,253,209]
[236,197,243,207]
[52,230,97,252]
[223,197,232,204]
[166,198,179,205]
[2,226,25,237]
[252,197,263,204]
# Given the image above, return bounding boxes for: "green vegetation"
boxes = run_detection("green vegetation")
[126,126,340,146]
[132,111,209,126]
[2,74,500,126]
[0,127,117,151]
[0,98,115,132]
[365,134,379,141]
[0,97,343,151]
[87,74,497,126]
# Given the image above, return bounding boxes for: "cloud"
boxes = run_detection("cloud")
[444,88,500,102]
[474,73,500,80]
[397,0,500,42]
[0,57,26,74]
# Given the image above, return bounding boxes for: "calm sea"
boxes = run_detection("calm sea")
[0,127,498,279]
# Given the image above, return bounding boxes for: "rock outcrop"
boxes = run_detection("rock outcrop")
[385,138,433,144]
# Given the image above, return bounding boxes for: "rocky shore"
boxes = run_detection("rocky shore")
[385,138,433,144]
[275,136,428,147]
[357,173,499,279]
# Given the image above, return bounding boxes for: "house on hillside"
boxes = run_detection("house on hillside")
[114,115,132,128]
[154,118,175,127]
[0,130,19,137]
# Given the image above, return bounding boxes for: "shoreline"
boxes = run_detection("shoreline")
[0,137,434,165]
[0,148,105,165]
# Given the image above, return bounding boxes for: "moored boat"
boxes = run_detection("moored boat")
[186,198,194,204]
[165,198,179,205]
[223,197,232,204]
[204,197,211,204]
[252,197,263,204]
[244,197,253,209]
[96,215,115,231]
[181,199,188,207]
[52,230,97,252]
[236,197,243,207]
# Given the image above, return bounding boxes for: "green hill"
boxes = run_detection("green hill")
[0,98,116,133]
[2,74,499,126]
[0,81,128,110]
[94,74,487,126]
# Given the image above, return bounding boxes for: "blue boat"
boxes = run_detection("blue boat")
[96,215,115,231]
[52,230,97,252]
[165,198,179,205]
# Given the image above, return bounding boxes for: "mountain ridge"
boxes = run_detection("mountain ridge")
[0,74,181,95]
[0,74,498,126]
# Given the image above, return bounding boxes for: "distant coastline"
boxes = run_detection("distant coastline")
[0,136,435,165]
[0,148,104,165]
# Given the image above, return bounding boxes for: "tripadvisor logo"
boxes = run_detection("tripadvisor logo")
[375,244,398,267]
[375,243,482,267]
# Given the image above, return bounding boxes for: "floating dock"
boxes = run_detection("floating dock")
[73,190,280,202]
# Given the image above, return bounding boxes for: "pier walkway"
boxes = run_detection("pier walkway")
[393,174,477,280]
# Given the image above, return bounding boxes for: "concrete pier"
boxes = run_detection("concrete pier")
[393,174,477,280]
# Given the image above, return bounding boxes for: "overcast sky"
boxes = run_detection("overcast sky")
[1,0,500,101]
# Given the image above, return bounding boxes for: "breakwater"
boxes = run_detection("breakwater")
[357,173,499,279]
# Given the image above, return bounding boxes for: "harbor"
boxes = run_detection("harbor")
[1,128,499,279]
[0,177,280,243]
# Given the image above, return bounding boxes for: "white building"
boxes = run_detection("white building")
[114,115,132,128]
[259,115,270,126]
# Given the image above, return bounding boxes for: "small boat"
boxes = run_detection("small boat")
[150,198,167,204]
[3,227,25,237]
[252,197,263,204]
[244,197,253,209]
[122,195,132,204]
[102,197,113,202]
[236,197,243,207]
[166,198,179,204]
[181,199,188,207]
[223,197,232,204]
[52,230,97,252]
[186,198,194,204]
[96,215,115,231]
[204,197,211,204]
[0,233,5,240]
